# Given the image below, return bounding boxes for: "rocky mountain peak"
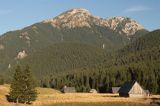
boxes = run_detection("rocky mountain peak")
[43,8,145,36]
[64,8,91,16]
[43,8,92,28]
[106,16,144,36]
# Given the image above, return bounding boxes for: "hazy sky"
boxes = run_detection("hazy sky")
[0,0,160,35]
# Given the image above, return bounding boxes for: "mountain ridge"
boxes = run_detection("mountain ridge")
[43,8,145,37]
[0,8,148,78]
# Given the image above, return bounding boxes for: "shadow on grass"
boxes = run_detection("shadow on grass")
[5,95,32,105]
[101,95,119,98]
[150,97,160,106]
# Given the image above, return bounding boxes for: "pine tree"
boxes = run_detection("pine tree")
[9,65,37,104]
[22,65,37,104]
[9,66,24,103]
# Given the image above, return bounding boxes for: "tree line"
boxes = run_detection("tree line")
[40,62,160,94]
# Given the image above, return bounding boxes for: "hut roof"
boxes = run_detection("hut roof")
[119,81,147,97]
[119,81,136,93]
[62,86,76,93]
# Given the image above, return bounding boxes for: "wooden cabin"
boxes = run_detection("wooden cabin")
[89,89,97,93]
[144,90,150,96]
[111,87,120,94]
[119,81,147,97]
[62,86,76,93]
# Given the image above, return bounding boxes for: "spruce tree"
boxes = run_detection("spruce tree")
[9,66,24,103]
[22,65,37,104]
[9,65,37,104]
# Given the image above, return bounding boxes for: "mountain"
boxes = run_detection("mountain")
[47,30,160,93]
[43,8,147,38]
[0,8,147,77]
[8,29,156,81]
[113,29,160,68]
[1,8,159,93]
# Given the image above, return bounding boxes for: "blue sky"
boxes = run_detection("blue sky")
[0,0,160,35]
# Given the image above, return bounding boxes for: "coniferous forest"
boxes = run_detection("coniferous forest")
[40,30,160,94]
[1,30,158,94]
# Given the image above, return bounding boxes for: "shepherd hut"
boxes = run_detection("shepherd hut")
[62,86,76,93]
[144,90,150,96]
[89,89,97,93]
[119,81,146,97]
[111,87,120,94]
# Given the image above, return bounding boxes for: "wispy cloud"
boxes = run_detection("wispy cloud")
[0,10,12,15]
[124,6,153,13]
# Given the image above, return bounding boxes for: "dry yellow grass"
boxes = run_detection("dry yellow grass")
[0,84,10,103]
[0,84,160,106]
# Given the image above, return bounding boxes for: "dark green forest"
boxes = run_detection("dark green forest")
[38,30,160,94]
[0,27,159,94]
[0,24,131,73]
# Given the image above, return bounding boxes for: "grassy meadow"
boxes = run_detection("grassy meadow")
[0,84,160,106]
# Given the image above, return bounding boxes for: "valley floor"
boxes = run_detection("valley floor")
[0,84,160,106]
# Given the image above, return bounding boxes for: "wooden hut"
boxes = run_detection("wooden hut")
[119,81,146,97]
[62,86,76,93]
[89,89,97,93]
[111,87,120,94]
[144,90,150,96]
[111,87,120,93]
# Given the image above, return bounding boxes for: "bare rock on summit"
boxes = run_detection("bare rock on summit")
[43,8,144,37]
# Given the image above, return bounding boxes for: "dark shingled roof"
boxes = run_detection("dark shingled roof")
[119,81,136,93]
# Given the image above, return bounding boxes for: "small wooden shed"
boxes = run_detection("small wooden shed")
[89,89,97,93]
[111,87,120,94]
[62,86,76,93]
[144,90,150,96]
[119,81,146,97]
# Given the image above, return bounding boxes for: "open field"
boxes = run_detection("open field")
[0,84,160,106]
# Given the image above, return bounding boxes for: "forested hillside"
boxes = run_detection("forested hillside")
[0,8,148,75]
[42,30,160,94]
[1,29,159,94]
[0,23,130,74]
[18,43,110,77]
[119,29,160,54]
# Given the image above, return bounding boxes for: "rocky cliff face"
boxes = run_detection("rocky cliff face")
[43,8,144,37]
[105,17,144,36]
